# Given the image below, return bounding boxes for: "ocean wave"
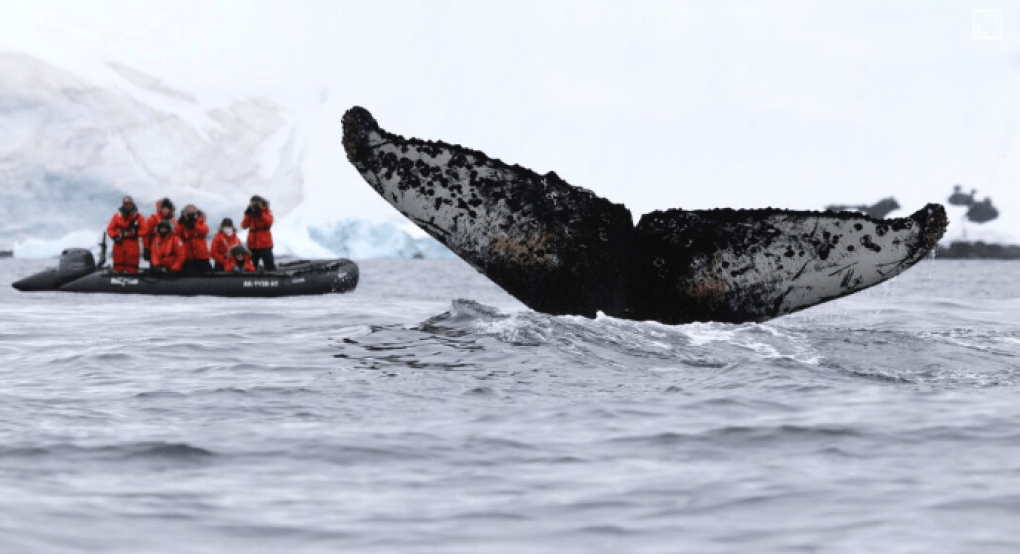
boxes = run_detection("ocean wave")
[0,442,215,462]
[412,299,822,368]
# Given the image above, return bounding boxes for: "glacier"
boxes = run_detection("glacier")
[0,52,452,260]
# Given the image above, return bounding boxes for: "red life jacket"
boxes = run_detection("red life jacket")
[151,233,187,272]
[107,210,147,272]
[144,202,176,250]
[241,207,274,249]
[107,210,147,245]
[176,214,210,261]
[210,231,242,267]
[224,253,256,273]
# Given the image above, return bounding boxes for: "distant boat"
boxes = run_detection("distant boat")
[825,197,901,219]
[965,198,999,223]
[948,185,977,207]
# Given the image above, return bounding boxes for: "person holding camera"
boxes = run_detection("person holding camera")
[210,218,242,271]
[224,245,256,273]
[176,204,212,275]
[143,198,175,263]
[106,196,148,274]
[150,221,186,274]
[241,195,276,271]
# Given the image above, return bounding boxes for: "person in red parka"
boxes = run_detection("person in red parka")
[144,198,176,263]
[241,195,276,271]
[224,245,256,273]
[176,204,211,275]
[210,217,242,271]
[150,221,186,273]
[106,196,148,274]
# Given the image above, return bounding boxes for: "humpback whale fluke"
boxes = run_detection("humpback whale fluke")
[342,107,947,324]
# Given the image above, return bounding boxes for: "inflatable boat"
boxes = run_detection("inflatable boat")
[12,247,359,297]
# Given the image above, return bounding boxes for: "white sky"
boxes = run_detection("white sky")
[2,0,1019,240]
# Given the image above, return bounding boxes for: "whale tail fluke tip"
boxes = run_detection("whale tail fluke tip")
[342,106,379,163]
[914,203,948,251]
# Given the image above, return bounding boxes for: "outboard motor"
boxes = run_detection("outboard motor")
[59,248,96,283]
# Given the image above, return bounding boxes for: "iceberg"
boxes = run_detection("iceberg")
[0,52,303,247]
[307,219,455,260]
[12,229,103,259]
[1,53,456,260]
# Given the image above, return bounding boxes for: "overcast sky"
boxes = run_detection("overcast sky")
[2,0,1018,240]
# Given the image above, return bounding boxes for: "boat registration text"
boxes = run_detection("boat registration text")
[243,280,280,288]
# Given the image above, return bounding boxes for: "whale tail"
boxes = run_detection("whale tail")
[342,107,947,324]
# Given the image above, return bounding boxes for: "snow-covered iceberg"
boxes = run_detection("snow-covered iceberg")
[0,53,456,260]
[307,218,455,260]
[0,52,302,250]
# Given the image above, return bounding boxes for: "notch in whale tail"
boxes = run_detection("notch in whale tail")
[342,107,948,325]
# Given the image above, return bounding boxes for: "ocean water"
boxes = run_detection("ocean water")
[1,256,1019,554]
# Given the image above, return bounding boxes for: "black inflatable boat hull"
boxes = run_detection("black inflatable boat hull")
[15,259,359,297]
[10,268,65,292]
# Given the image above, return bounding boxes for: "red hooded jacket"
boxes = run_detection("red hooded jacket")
[151,233,187,272]
[145,201,176,251]
[224,252,256,273]
[210,231,242,268]
[107,209,148,272]
[176,213,210,261]
[107,210,147,247]
[241,207,274,249]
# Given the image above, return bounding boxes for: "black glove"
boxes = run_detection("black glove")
[113,233,123,244]
[151,266,167,275]
[244,206,253,216]
[252,206,262,217]
[143,249,151,262]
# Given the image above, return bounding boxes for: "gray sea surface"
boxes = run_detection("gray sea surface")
[1,257,1019,553]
